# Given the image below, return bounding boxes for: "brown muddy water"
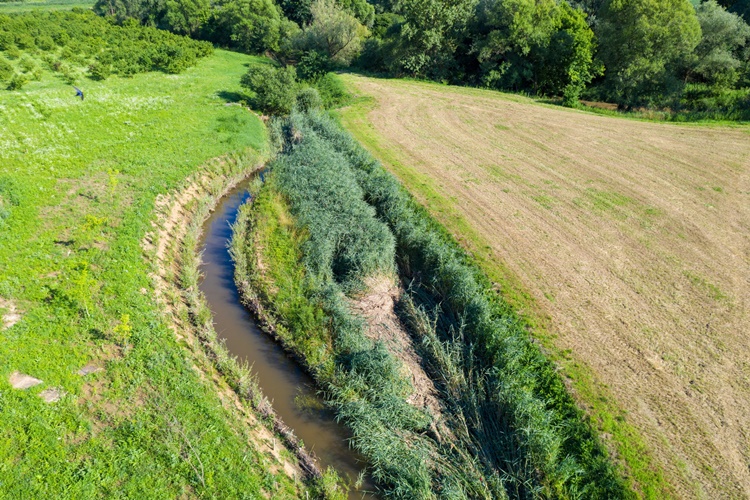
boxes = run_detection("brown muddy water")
[199,179,375,499]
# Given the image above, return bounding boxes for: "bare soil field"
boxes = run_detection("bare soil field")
[338,75,750,499]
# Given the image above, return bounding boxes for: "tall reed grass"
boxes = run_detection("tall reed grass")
[234,109,631,499]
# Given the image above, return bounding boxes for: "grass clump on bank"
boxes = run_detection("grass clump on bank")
[233,109,632,499]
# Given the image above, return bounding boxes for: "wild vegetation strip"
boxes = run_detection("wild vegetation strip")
[337,74,750,499]
[232,110,629,498]
[0,32,315,495]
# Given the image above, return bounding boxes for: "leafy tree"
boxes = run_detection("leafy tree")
[597,0,701,108]
[542,2,602,104]
[473,0,566,89]
[689,0,750,87]
[471,0,599,101]
[94,0,166,25]
[718,0,750,21]
[207,0,297,53]
[162,0,211,36]
[240,64,299,114]
[337,0,375,26]
[391,0,475,77]
[293,0,368,65]
[280,0,313,25]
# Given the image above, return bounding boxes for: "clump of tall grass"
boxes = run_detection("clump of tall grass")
[271,113,395,294]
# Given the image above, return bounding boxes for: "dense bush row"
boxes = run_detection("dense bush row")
[233,109,632,498]
[239,63,350,114]
[0,10,212,89]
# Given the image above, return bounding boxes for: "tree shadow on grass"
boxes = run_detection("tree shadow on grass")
[216,90,245,103]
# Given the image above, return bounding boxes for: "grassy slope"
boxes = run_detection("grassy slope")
[0,50,305,497]
[335,75,750,498]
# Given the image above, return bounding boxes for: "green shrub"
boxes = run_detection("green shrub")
[35,35,55,51]
[6,72,27,90]
[0,30,13,50]
[296,86,322,111]
[240,64,299,115]
[296,50,330,81]
[0,56,11,81]
[4,43,20,60]
[61,68,79,85]
[311,72,350,108]
[14,33,35,50]
[88,61,111,80]
[19,56,36,73]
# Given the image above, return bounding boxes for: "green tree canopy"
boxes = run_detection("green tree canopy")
[391,0,476,77]
[690,0,750,87]
[597,0,702,107]
[471,0,600,102]
[293,0,368,64]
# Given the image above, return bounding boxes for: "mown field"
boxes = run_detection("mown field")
[0,42,316,496]
[337,75,750,499]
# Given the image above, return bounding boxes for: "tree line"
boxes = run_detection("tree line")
[94,0,750,114]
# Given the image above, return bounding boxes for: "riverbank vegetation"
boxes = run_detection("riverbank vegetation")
[232,109,630,498]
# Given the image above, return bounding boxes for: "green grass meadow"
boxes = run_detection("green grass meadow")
[0,49,309,497]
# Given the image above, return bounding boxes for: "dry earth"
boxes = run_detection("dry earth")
[340,75,750,499]
[349,275,443,421]
[0,297,21,330]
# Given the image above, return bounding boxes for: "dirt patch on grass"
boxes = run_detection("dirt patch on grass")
[341,76,750,499]
[0,297,21,330]
[9,371,42,389]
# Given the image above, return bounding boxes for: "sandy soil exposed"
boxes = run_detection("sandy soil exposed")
[349,275,443,419]
[341,75,750,499]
